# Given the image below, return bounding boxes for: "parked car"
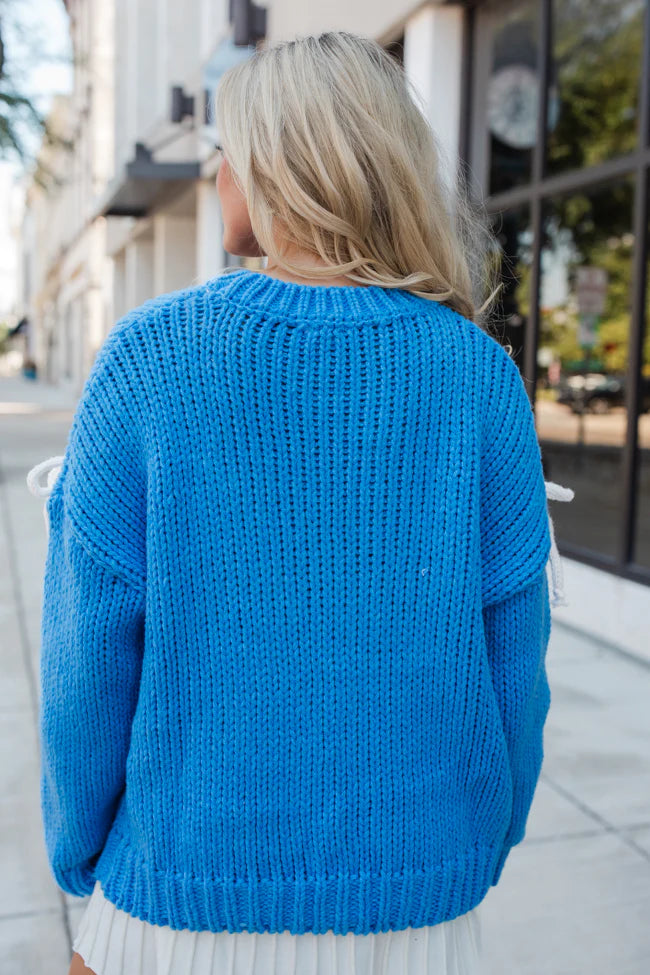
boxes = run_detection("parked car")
[557,373,650,414]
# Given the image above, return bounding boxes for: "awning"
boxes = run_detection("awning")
[95,143,201,218]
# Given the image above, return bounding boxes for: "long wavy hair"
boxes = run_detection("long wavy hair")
[214,30,500,324]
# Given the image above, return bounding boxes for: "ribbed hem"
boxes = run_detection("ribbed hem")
[93,824,500,936]
[208,267,438,324]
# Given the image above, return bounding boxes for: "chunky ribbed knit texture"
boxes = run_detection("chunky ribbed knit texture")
[39,267,553,935]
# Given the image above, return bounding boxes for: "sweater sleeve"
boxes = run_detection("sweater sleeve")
[484,567,552,887]
[479,343,552,607]
[38,323,147,897]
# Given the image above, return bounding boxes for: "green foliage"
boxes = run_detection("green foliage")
[0,320,11,355]
[0,7,43,161]
[548,0,643,172]
[535,137,639,375]
[0,4,73,189]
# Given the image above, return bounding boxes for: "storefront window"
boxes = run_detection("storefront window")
[633,194,650,569]
[547,0,645,175]
[488,207,533,363]
[486,0,539,195]
[472,0,649,582]
[536,178,635,557]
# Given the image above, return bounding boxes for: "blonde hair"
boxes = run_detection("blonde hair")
[214,30,500,324]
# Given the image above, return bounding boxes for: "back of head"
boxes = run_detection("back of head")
[215,30,499,324]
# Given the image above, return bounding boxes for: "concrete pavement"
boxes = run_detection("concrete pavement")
[1,373,649,974]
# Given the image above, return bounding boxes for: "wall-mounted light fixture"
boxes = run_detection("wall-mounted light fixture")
[170,86,195,124]
[229,0,267,47]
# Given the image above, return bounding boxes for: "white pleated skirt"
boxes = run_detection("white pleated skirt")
[73,880,484,975]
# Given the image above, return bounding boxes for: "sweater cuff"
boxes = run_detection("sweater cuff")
[53,860,97,898]
[491,843,510,887]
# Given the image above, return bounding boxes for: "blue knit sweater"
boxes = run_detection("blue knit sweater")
[38,267,553,935]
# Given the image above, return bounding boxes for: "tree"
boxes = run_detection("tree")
[548,0,643,174]
[0,1,72,188]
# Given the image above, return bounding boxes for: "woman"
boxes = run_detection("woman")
[28,30,572,975]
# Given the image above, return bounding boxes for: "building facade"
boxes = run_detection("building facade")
[20,0,115,389]
[19,0,650,651]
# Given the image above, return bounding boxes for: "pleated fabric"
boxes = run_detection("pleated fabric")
[72,880,484,975]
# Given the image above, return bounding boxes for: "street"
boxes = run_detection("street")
[1,374,650,974]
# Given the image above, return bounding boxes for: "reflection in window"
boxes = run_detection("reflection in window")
[488,207,533,364]
[547,0,645,175]
[634,187,650,569]
[537,179,635,558]
[487,0,538,195]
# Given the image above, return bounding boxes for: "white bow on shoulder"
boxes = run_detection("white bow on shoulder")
[26,455,65,497]
[26,455,65,536]
[544,480,575,608]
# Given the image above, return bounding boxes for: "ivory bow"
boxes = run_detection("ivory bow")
[544,480,575,608]
[26,455,65,536]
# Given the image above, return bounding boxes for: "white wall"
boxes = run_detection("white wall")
[266,0,426,45]
[0,164,21,318]
[153,213,197,294]
[125,234,155,309]
[404,5,464,195]
[114,0,202,173]
[200,0,230,62]
[196,179,225,283]
[90,0,115,193]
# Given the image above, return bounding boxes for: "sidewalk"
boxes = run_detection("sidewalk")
[2,374,649,973]
[0,372,81,413]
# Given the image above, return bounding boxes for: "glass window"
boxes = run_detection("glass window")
[633,188,650,568]
[486,0,539,195]
[487,207,533,365]
[536,178,635,558]
[546,0,645,175]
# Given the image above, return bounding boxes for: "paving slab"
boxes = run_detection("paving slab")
[0,910,72,975]
[481,830,650,975]
[0,709,61,918]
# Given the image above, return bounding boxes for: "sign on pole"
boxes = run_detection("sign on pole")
[576,266,607,350]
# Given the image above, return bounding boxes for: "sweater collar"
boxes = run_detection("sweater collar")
[210,266,435,323]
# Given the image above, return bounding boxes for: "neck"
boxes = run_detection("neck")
[262,251,365,288]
